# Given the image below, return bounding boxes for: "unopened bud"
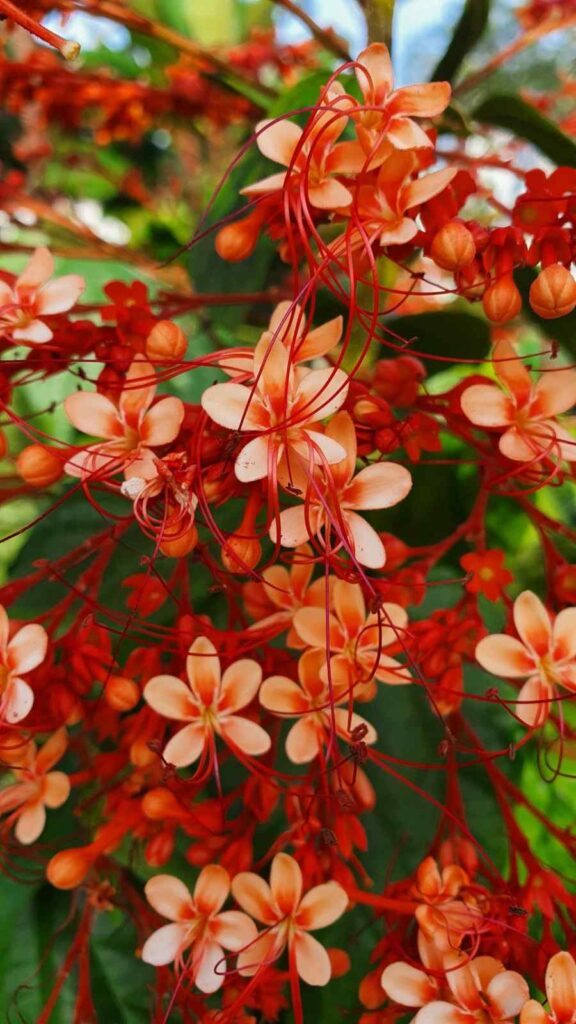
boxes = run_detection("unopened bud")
[104,675,140,712]
[431,220,476,271]
[482,275,522,324]
[529,264,576,320]
[221,534,262,573]
[47,848,93,889]
[17,444,63,487]
[145,321,187,363]
[160,522,198,558]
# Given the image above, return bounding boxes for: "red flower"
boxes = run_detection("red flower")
[460,550,513,602]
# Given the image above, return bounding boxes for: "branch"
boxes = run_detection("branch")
[270,0,351,62]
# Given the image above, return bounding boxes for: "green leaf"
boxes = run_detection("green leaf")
[432,0,491,83]
[474,94,576,168]
[384,310,491,373]
[514,267,576,358]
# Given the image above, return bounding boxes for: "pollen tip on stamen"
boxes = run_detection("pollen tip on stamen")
[61,40,81,61]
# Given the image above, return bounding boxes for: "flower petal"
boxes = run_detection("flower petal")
[296,317,343,362]
[388,81,451,118]
[42,772,70,809]
[270,853,302,916]
[7,623,47,674]
[296,367,349,423]
[296,881,347,930]
[381,962,437,1007]
[15,802,46,844]
[553,607,576,661]
[343,511,386,569]
[237,928,283,976]
[475,635,535,679]
[293,930,332,986]
[285,716,322,764]
[219,659,262,713]
[219,714,271,756]
[36,275,84,314]
[401,167,457,211]
[17,247,54,288]
[344,461,412,510]
[235,435,273,482]
[487,970,530,1019]
[546,951,576,1022]
[186,636,221,705]
[355,43,393,103]
[194,939,227,993]
[293,606,343,650]
[271,506,320,548]
[460,385,514,427]
[35,727,67,774]
[201,383,267,431]
[414,1002,471,1024]
[260,675,310,715]
[212,910,257,952]
[140,397,184,446]
[532,368,576,417]
[142,923,188,966]
[1,678,34,723]
[255,118,302,166]
[513,590,552,657]
[144,675,197,720]
[64,392,123,440]
[13,320,53,344]
[333,580,365,638]
[163,722,207,767]
[232,873,277,925]
[516,675,552,728]
[308,179,353,210]
[145,874,193,921]
[194,864,229,916]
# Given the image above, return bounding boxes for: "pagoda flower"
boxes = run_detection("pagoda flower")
[64,358,185,482]
[292,578,411,700]
[381,933,444,1010]
[143,636,270,767]
[201,332,349,484]
[232,852,348,986]
[0,729,70,844]
[521,951,576,1024]
[413,952,529,1024]
[0,247,84,344]
[0,604,48,724]
[243,544,329,647]
[270,411,412,570]
[413,856,484,954]
[141,866,257,993]
[259,648,377,764]
[220,302,344,378]
[353,43,452,161]
[460,337,576,463]
[475,590,576,728]
[242,85,365,210]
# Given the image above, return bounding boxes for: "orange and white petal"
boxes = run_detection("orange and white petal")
[532,367,576,418]
[513,591,552,658]
[326,141,369,175]
[344,461,412,510]
[237,927,283,976]
[253,332,291,410]
[296,367,349,422]
[140,397,184,447]
[211,911,257,952]
[268,300,305,343]
[270,506,321,549]
[186,636,221,706]
[308,178,353,210]
[144,674,197,720]
[360,601,408,651]
[295,881,347,931]
[414,1002,471,1024]
[15,801,46,844]
[401,167,457,211]
[219,659,262,713]
[334,708,377,746]
[270,852,302,917]
[374,654,412,685]
[293,930,332,986]
[343,511,386,569]
[516,675,552,728]
[219,714,271,756]
[142,923,189,966]
[1,678,34,723]
[333,580,366,638]
[553,607,576,662]
[293,606,344,650]
[193,939,227,993]
[486,970,530,1020]
[42,772,70,809]
[492,338,532,403]
[545,950,576,1022]
[301,429,346,467]
[355,43,393,103]
[36,275,84,314]
[298,316,342,360]
[475,635,535,679]
[259,675,310,715]
[387,116,434,150]
[145,874,193,921]
[444,953,483,1012]
[17,247,54,288]
[520,1000,549,1024]
[201,382,267,431]
[325,411,357,488]
[381,961,438,1007]
[460,385,514,427]
[0,604,9,651]
[241,172,289,197]
[388,81,451,118]
[12,320,54,344]
[379,218,419,247]
[163,722,207,767]
[64,443,126,481]
[7,622,48,674]
[193,863,230,916]
[235,435,273,482]
[64,392,123,440]
[255,118,302,167]
[285,716,322,764]
[232,872,276,925]
[35,727,67,774]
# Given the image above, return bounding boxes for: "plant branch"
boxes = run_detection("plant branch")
[270,0,351,62]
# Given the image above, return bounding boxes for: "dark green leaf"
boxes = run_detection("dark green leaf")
[432,0,491,83]
[385,310,491,373]
[474,94,576,168]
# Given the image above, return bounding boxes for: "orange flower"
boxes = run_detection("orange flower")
[460,550,513,602]
[232,852,348,985]
[0,604,47,724]
[521,951,576,1023]
[460,338,576,463]
[0,729,70,844]
[221,302,343,378]
[413,952,529,1024]
[475,590,576,727]
[141,866,257,993]
[260,648,377,763]
[64,358,184,482]
[243,544,327,646]
[292,578,411,697]
[353,43,451,160]
[143,637,270,767]
[0,247,84,344]
[201,333,348,483]
[270,411,412,569]
[381,934,442,1009]
[413,857,482,954]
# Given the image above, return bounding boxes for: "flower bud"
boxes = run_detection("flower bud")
[16,444,63,487]
[47,848,93,889]
[160,522,198,558]
[221,534,262,573]
[104,675,140,712]
[145,830,174,867]
[215,214,259,262]
[141,787,183,820]
[482,275,522,323]
[431,220,476,271]
[529,264,576,320]
[145,320,187,362]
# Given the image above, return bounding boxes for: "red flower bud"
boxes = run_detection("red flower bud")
[16,444,63,487]
[145,320,187,362]
[529,264,576,319]
[431,220,476,271]
[482,275,522,323]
